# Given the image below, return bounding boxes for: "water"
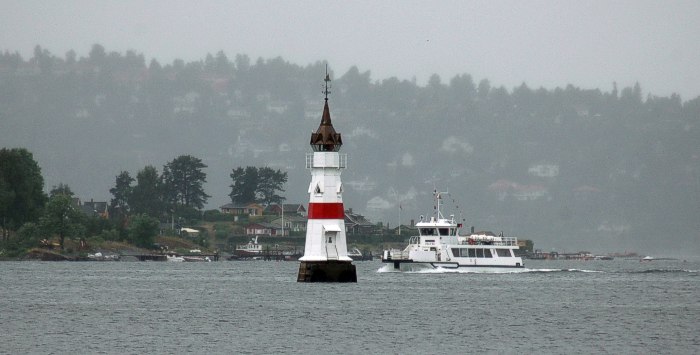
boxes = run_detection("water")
[1,259,698,354]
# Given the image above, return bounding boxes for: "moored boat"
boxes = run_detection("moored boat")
[166,254,185,262]
[347,247,364,261]
[235,236,263,257]
[382,190,524,271]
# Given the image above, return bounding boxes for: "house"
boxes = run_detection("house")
[573,185,601,201]
[512,185,548,201]
[220,203,264,216]
[265,203,307,217]
[271,215,307,233]
[344,208,379,235]
[488,180,548,201]
[392,224,418,236]
[488,179,516,201]
[77,199,109,219]
[528,164,559,178]
[179,228,200,238]
[245,222,286,237]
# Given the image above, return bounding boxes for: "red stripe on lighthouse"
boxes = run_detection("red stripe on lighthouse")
[307,202,344,219]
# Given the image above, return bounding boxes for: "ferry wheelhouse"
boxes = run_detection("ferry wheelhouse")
[381,191,524,271]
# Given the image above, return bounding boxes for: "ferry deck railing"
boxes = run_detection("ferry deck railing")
[384,249,410,260]
[460,236,518,246]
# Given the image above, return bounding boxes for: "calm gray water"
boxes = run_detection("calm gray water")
[1,259,698,354]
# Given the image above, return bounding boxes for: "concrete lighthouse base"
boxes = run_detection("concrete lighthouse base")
[297,261,357,283]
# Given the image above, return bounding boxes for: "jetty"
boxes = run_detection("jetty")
[121,253,220,261]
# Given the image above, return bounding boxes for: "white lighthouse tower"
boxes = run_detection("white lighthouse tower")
[297,70,357,282]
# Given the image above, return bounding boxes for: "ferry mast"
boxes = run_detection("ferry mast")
[297,68,357,282]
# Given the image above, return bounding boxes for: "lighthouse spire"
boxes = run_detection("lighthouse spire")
[323,64,331,101]
[310,65,342,152]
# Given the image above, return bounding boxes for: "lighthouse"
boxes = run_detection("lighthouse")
[297,69,357,283]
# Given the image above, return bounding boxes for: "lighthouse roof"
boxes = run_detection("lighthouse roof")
[310,71,342,152]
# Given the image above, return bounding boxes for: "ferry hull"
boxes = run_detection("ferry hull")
[384,259,524,272]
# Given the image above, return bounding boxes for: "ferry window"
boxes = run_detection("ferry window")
[420,228,435,236]
[451,248,460,256]
[450,228,456,236]
[484,249,492,258]
[476,249,484,258]
[497,249,512,257]
[468,248,476,258]
[438,228,449,236]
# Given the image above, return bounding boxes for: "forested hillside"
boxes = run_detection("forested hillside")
[1,45,698,253]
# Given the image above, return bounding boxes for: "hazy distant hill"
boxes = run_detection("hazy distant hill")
[1,45,699,254]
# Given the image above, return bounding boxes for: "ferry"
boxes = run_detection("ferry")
[381,191,524,271]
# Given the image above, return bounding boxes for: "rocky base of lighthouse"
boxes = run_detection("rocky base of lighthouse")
[297,261,357,283]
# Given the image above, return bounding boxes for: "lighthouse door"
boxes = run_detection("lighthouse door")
[325,231,339,260]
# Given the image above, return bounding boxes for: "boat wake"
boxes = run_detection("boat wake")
[376,264,402,273]
[524,268,604,274]
[633,268,698,274]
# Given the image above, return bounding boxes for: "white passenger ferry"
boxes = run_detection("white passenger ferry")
[382,191,524,271]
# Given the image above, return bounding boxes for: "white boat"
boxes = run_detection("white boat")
[640,255,654,262]
[167,254,185,262]
[382,191,524,271]
[235,236,263,257]
[87,252,120,261]
[347,247,364,261]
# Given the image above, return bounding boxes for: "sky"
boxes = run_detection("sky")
[2,0,700,100]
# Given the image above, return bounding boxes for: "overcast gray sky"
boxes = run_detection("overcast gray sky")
[3,0,700,99]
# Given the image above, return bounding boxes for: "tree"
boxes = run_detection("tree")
[257,167,287,205]
[127,214,159,248]
[161,155,210,210]
[17,222,42,248]
[0,148,46,241]
[39,194,84,250]
[50,183,74,197]
[0,176,12,240]
[477,79,491,100]
[235,54,250,72]
[228,166,288,205]
[449,74,476,103]
[130,166,164,219]
[89,43,106,64]
[109,171,134,223]
[229,166,258,204]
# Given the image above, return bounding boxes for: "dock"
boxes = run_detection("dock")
[121,253,220,261]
